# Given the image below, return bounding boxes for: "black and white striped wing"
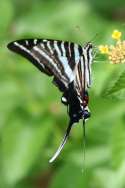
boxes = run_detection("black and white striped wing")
[74,43,93,106]
[7,39,82,91]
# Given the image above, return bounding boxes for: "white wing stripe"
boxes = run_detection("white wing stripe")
[14,42,44,68]
[33,46,55,65]
[34,39,37,45]
[68,43,71,57]
[33,46,68,83]
[74,44,80,63]
[46,41,74,82]
[25,40,29,46]
[47,41,53,54]
[88,48,93,86]
[83,48,90,88]
[54,41,61,56]
[80,56,84,88]
[40,43,45,48]
[59,56,74,82]
[50,43,74,82]
[61,42,66,56]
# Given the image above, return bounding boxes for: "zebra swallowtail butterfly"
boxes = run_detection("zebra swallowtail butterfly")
[7,38,93,163]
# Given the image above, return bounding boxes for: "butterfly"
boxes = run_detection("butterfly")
[7,39,93,163]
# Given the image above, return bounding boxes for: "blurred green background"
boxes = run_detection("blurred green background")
[1,0,125,188]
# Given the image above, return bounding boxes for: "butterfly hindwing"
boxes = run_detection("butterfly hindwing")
[74,43,93,107]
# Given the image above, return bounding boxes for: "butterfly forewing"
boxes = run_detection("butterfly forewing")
[7,39,53,76]
[7,39,84,92]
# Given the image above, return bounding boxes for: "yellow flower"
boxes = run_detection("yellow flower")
[98,45,109,54]
[108,40,125,64]
[112,30,122,40]
[98,30,125,64]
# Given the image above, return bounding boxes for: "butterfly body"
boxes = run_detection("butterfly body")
[7,38,93,162]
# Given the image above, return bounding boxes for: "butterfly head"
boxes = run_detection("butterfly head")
[84,42,93,50]
[83,107,91,120]
[72,107,90,123]
[82,91,91,120]
[71,92,91,123]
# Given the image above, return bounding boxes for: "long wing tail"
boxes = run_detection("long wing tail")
[49,120,73,163]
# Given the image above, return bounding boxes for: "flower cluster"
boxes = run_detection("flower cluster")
[99,30,125,64]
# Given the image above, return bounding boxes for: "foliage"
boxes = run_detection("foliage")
[1,0,125,188]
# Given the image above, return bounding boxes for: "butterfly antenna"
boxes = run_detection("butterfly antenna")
[49,120,73,163]
[89,32,101,45]
[82,119,86,173]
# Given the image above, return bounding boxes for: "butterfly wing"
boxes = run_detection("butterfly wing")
[7,39,93,162]
[74,43,93,107]
[7,39,82,92]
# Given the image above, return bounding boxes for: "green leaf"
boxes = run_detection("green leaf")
[102,68,125,98]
